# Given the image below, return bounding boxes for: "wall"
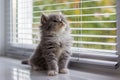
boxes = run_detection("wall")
[0,0,5,55]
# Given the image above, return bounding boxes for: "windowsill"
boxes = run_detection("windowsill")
[0,56,120,80]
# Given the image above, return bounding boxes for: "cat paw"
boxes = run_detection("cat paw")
[59,68,69,74]
[48,70,58,76]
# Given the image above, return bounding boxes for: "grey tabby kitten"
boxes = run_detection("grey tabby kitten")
[22,13,72,76]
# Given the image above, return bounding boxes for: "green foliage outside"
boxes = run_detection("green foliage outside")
[32,0,116,50]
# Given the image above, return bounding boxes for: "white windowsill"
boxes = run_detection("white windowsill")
[0,57,120,80]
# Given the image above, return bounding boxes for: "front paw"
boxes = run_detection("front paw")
[48,70,58,76]
[59,68,69,74]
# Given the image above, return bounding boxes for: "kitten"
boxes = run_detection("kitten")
[22,13,72,76]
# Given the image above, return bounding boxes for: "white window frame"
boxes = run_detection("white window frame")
[4,0,120,69]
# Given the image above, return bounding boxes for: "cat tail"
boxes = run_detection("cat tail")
[21,59,29,65]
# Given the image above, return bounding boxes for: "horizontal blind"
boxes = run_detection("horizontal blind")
[6,0,119,68]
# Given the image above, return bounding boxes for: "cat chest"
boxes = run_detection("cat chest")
[50,35,71,58]
[57,38,67,48]
[53,38,66,58]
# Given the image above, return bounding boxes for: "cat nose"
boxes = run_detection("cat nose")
[59,21,64,25]
[59,21,62,23]
[60,21,65,26]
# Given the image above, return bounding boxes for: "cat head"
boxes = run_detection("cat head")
[40,13,69,33]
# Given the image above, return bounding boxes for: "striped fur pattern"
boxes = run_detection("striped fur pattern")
[22,13,72,76]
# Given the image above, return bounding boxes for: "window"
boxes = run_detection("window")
[6,0,119,69]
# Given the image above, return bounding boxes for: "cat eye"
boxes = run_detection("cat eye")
[53,20,58,22]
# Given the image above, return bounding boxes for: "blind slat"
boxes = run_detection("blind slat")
[32,20,116,24]
[73,41,116,46]
[33,6,115,13]
[72,47,117,53]
[71,28,116,30]
[33,0,100,5]
[72,34,116,38]
[7,27,116,30]
[33,13,115,18]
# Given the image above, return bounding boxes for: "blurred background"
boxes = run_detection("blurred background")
[33,0,116,50]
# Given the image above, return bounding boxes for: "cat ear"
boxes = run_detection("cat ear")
[41,13,48,24]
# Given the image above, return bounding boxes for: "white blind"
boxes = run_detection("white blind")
[6,0,119,69]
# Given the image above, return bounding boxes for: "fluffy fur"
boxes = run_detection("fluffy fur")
[22,13,72,76]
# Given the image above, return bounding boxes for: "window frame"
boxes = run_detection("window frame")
[4,0,120,69]
[116,0,120,63]
[9,0,117,52]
